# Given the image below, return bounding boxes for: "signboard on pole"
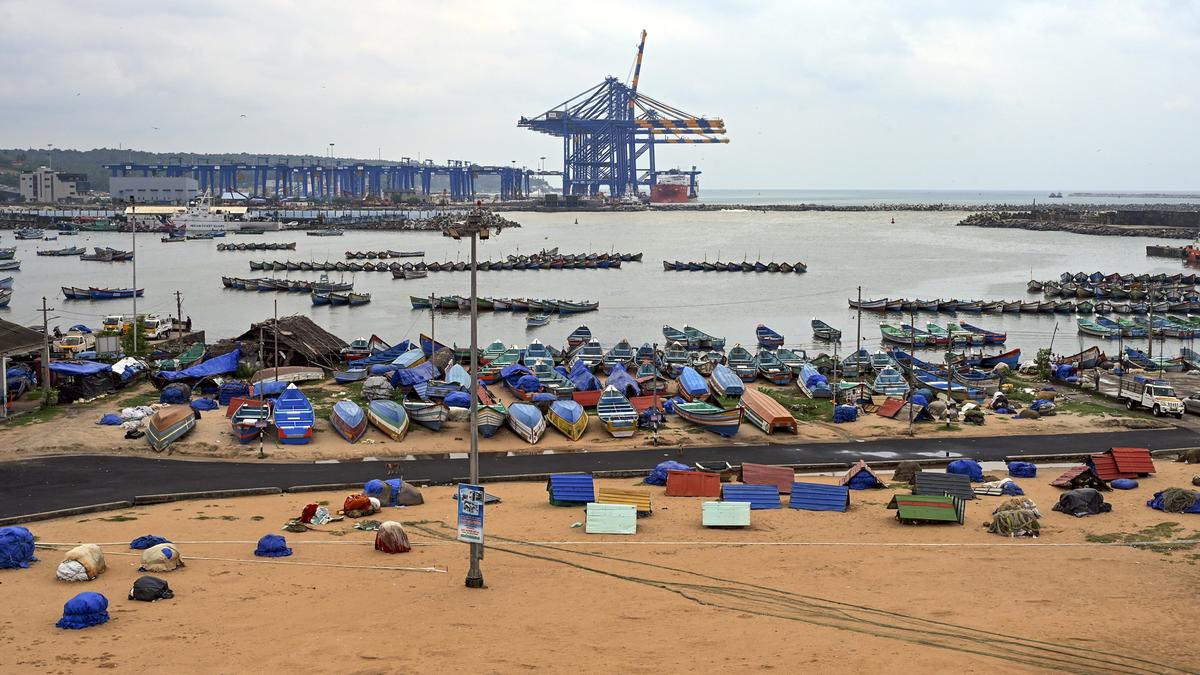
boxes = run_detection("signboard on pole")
[457,483,484,544]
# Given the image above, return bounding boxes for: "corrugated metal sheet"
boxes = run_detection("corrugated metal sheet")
[585,503,637,534]
[740,463,795,493]
[721,484,781,510]
[876,398,905,418]
[595,487,652,515]
[547,473,595,505]
[665,470,721,497]
[839,459,885,487]
[789,482,850,512]
[703,501,751,527]
[1087,453,1135,481]
[913,472,976,500]
[1049,465,1110,490]
[887,494,965,524]
[1109,447,1156,475]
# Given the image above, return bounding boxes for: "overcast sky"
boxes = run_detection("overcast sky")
[1,1,1196,190]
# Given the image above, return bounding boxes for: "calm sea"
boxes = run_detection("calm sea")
[5,207,1196,362]
[700,188,1200,207]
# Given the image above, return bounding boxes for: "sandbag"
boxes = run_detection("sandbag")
[128,575,174,601]
[374,521,411,554]
[140,543,184,572]
[56,592,109,629]
[59,544,105,581]
[0,526,37,569]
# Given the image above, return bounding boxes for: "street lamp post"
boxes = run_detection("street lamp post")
[129,196,138,355]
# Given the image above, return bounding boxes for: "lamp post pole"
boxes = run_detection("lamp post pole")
[460,205,493,589]
[129,196,138,355]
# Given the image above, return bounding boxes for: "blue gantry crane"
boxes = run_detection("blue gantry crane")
[518,30,728,199]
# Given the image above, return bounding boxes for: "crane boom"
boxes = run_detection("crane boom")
[628,30,648,114]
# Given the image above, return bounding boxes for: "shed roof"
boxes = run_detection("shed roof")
[721,484,781,510]
[913,472,977,501]
[839,459,885,487]
[233,315,347,368]
[740,463,795,494]
[547,473,594,505]
[0,318,44,357]
[789,482,850,512]
[1049,465,1110,491]
[595,486,652,515]
[887,494,965,524]
[1108,447,1155,475]
[1087,453,1135,482]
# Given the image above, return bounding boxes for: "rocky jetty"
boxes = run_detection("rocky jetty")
[957,212,1198,239]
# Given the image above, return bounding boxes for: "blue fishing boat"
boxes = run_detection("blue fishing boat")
[570,339,605,372]
[403,399,448,430]
[663,343,690,377]
[88,287,143,300]
[709,364,745,408]
[677,366,710,401]
[392,347,427,369]
[673,402,742,437]
[756,349,794,385]
[507,402,546,444]
[959,322,1007,345]
[726,345,758,382]
[755,324,784,349]
[870,366,910,398]
[333,368,368,384]
[662,324,687,344]
[367,400,409,440]
[797,363,831,399]
[910,367,981,401]
[311,291,332,305]
[601,339,635,374]
[475,385,508,437]
[330,400,367,443]
[273,384,315,444]
[546,399,588,441]
[683,325,725,350]
[231,400,270,444]
[596,385,637,438]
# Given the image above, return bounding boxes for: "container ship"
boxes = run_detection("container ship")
[650,172,695,203]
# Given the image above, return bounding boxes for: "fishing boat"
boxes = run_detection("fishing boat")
[774,348,805,374]
[1122,347,1183,372]
[740,387,797,434]
[474,385,508,438]
[635,361,668,393]
[329,400,368,443]
[848,297,890,311]
[880,323,927,347]
[662,324,687,344]
[0,247,15,260]
[522,340,554,370]
[36,246,85,256]
[756,349,794,385]
[14,228,43,240]
[596,385,638,438]
[910,367,980,401]
[755,324,784,349]
[526,314,550,327]
[663,342,690,377]
[146,406,196,452]
[797,363,831,399]
[958,322,1007,345]
[546,399,588,440]
[348,293,372,306]
[403,399,448,431]
[367,399,410,440]
[673,401,742,437]
[1077,318,1119,338]
[811,318,842,341]
[945,323,984,346]
[601,339,635,374]
[922,323,961,346]
[566,325,592,349]
[332,367,368,384]
[870,365,910,398]
[709,363,745,408]
[1056,346,1105,370]
[677,366,711,401]
[273,384,315,444]
[155,343,206,371]
[683,325,726,350]
[86,287,142,300]
[726,345,758,382]
[554,299,599,313]
[507,402,546,444]
[230,400,270,444]
[250,365,325,385]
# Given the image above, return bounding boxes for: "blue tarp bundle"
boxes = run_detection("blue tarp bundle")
[254,534,293,557]
[567,360,601,391]
[1001,481,1025,496]
[1053,364,1078,382]
[70,324,93,334]
[644,460,690,486]
[806,372,829,390]
[605,363,640,397]
[253,380,288,398]
[391,361,439,388]
[500,363,533,389]
[1112,478,1139,490]
[159,383,191,404]
[97,414,122,425]
[444,391,471,408]
[947,459,985,482]
[48,360,111,376]
[364,479,389,503]
[190,398,218,411]
[832,405,858,423]
[157,348,241,382]
[218,381,250,406]
[846,471,884,490]
[368,364,398,376]
[1030,399,1055,412]
[129,535,171,550]
[56,592,109,630]
[0,526,37,569]
[663,396,687,413]
[515,375,543,394]
[1146,490,1200,513]
[531,392,556,403]
[1008,461,1037,478]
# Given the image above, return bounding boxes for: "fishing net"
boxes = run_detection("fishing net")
[891,461,922,485]
[1159,488,1199,513]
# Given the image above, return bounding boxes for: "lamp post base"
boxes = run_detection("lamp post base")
[465,573,485,589]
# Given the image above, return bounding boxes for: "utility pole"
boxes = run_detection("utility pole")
[39,297,52,401]
[129,196,138,356]
[174,290,183,334]
[855,286,863,371]
[273,299,279,383]
[430,292,436,351]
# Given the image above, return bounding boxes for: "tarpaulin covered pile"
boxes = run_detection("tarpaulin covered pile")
[0,526,37,569]
[1052,488,1112,517]
[56,592,109,629]
[605,364,640,397]
[157,348,241,382]
[567,361,601,391]
[644,460,691,486]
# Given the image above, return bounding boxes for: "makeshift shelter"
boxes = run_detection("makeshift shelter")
[1146,488,1200,514]
[128,575,174,601]
[567,360,601,392]
[548,474,595,506]
[973,479,1025,497]
[840,460,886,490]
[140,543,184,572]
[375,521,412,553]
[49,361,114,404]
[1088,447,1156,481]
[1050,466,1110,491]
[57,544,105,582]
[887,494,966,524]
[0,525,37,569]
[913,472,977,501]
[254,534,292,557]
[721,484,781,509]
[586,503,637,534]
[234,316,347,370]
[702,501,751,527]
[604,364,640,398]
[0,318,45,408]
[56,592,109,630]
[789,482,850,512]
[1052,488,1112,517]
[154,348,242,386]
[946,459,984,482]
[129,535,171,550]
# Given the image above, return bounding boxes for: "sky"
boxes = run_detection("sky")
[0,0,1197,190]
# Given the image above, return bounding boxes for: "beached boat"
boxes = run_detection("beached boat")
[755,324,784,349]
[910,367,980,401]
[1078,318,1119,338]
[330,400,368,443]
[683,325,726,350]
[677,366,711,401]
[601,339,635,374]
[146,406,196,452]
[709,363,745,408]
[1057,346,1105,370]
[740,387,797,435]
[367,400,410,440]
[870,365,910,398]
[726,345,758,382]
[880,323,926,347]
[230,400,270,444]
[155,343,206,371]
[507,402,546,444]
[596,385,638,438]
[797,363,831,399]
[958,322,1007,345]
[250,365,325,386]
[635,361,668,393]
[271,384,314,445]
[756,349,794,385]
[546,399,588,440]
[674,401,742,437]
[811,318,842,341]
[663,343,690,377]
[475,385,508,438]
[1123,347,1183,372]
[403,399,448,431]
[566,325,592,350]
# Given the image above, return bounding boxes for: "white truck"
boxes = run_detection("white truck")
[142,315,180,340]
[1120,377,1184,418]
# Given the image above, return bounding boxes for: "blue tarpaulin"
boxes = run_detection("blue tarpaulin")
[832,405,858,423]
[605,364,640,397]
[1146,490,1200,513]
[159,383,190,404]
[500,363,533,389]
[218,381,250,406]
[130,535,171,550]
[947,459,985,482]
[644,460,690,486]
[1008,461,1037,478]
[0,526,37,569]
[48,361,111,376]
[97,414,122,425]
[390,361,439,387]
[253,380,288,398]
[157,348,241,382]
[56,592,109,630]
[444,391,471,408]
[567,360,601,392]
[190,398,218,411]
[254,534,293,557]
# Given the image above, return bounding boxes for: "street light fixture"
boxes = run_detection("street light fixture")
[128,195,138,356]
[443,202,503,588]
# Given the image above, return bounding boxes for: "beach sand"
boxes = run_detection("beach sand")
[0,382,1164,463]
[3,462,1199,672]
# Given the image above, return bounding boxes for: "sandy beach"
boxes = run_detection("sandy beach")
[3,461,1198,673]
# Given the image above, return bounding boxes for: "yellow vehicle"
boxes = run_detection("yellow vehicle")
[101,314,126,333]
[53,330,96,357]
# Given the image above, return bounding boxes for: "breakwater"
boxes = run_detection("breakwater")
[957,212,1199,239]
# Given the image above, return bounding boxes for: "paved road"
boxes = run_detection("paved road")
[2,428,1195,519]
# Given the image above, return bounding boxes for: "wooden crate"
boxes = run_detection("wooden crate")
[702,501,751,527]
[585,503,637,535]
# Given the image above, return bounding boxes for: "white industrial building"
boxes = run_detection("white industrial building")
[19,167,90,202]
[109,176,200,204]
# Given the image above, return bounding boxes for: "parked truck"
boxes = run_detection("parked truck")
[1119,376,1184,418]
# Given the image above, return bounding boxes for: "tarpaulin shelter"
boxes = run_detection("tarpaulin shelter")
[233,316,347,369]
[0,525,37,569]
[128,576,174,601]
[645,460,690,486]
[1052,488,1112,517]
[605,364,640,398]
[49,360,114,403]
[56,592,109,629]
[888,494,966,524]
[840,460,886,490]
[155,348,242,384]
[0,318,45,409]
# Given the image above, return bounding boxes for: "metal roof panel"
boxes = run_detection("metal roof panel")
[789,482,850,512]
[665,470,721,497]
[595,486,652,515]
[721,484,781,510]
[547,473,595,504]
[913,472,976,500]
[1108,447,1155,475]
[741,463,795,494]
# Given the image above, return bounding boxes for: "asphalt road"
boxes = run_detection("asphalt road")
[2,427,1195,519]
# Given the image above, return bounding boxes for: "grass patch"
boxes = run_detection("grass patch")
[117,389,160,408]
[98,514,138,522]
[933,423,962,432]
[250,515,265,521]
[759,387,832,422]
[1085,522,1195,554]
[193,514,214,520]
[0,406,66,429]
[1055,400,1127,416]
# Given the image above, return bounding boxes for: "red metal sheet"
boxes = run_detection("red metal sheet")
[876,398,905,419]
[1088,453,1136,481]
[1108,447,1155,475]
[1049,465,1089,487]
[572,389,601,407]
[740,463,795,494]
[629,395,666,412]
[665,470,721,497]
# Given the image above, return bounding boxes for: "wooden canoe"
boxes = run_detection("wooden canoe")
[739,388,798,434]
[146,406,196,452]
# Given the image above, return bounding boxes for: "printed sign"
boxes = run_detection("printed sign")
[456,483,484,544]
